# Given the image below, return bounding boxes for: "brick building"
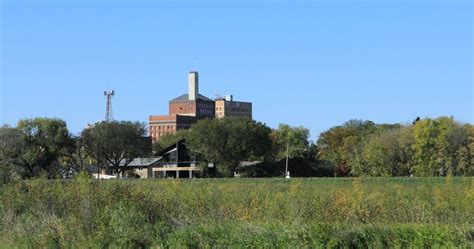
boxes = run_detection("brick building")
[149,71,215,142]
[149,71,252,143]
[215,95,252,119]
[149,114,196,142]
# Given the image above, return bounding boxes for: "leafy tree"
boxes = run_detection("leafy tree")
[317,120,377,176]
[82,121,150,177]
[269,124,310,160]
[456,124,473,176]
[62,136,90,172]
[187,117,272,177]
[318,117,472,177]
[14,118,74,178]
[352,127,412,176]
[411,118,443,176]
[0,125,23,183]
[411,117,469,176]
[397,124,416,172]
[443,122,472,176]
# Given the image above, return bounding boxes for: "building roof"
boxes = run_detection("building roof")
[238,161,262,167]
[87,164,99,173]
[157,139,186,156]
[60,164,100,176]
[169,94,213,103]
[117,157,163,167]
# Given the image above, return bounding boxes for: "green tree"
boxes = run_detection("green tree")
[443,122,472,176]
[317,120,378,176]
[16,118,74,178]
[82,121,150,177]
[353,126,413,176]
[456,124,473,175]
[187,117,272,177]
[62,136,90,172]
[411,117,469,176]
[0,125,23,183]
[270,124,310,160]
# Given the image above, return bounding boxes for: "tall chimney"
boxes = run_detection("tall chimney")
[188,71,199,100]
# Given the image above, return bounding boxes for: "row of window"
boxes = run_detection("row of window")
[227,113,251,117]
[150,125,175,131]
[198,103,213,108]
[152,131,174,137]
[216,112,251,117]
[230,108,251,112]
[216,107,251,112]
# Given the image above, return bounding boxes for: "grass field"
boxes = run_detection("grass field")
[1,176,473,248]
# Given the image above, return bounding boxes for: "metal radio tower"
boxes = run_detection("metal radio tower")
[104,90,115,122]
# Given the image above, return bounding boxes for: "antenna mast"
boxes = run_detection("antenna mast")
[104,90,115,122]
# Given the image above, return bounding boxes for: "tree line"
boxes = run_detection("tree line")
[0,119,149,182]
[0,116,472,182]
[317,117,473,177]
[152,116,473,177]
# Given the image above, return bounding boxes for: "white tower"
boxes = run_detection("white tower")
[188,71,199,100]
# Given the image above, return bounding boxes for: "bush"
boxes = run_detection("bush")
[1,177,473,247]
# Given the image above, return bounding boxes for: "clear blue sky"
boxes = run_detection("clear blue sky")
[1,0,473,140]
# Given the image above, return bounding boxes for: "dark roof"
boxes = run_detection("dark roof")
[60,166,80,174]
[169,94,213,103]
[87,165,99,173]
[157,139,186,156]
[61,165,97,174]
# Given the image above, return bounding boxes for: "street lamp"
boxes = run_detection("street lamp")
[284,140,310,179]
[285,140,290,178]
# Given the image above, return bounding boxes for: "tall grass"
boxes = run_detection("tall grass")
[1,175,473,247]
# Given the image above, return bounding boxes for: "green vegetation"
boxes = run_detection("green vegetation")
[268,123,311,160]
[6,118,74,179]
[1,116,472,182]
[317,117,473,177]
[187,118,272,176]
[81,121,150,177]
[0,119,150,182]
[1,176,472,247]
